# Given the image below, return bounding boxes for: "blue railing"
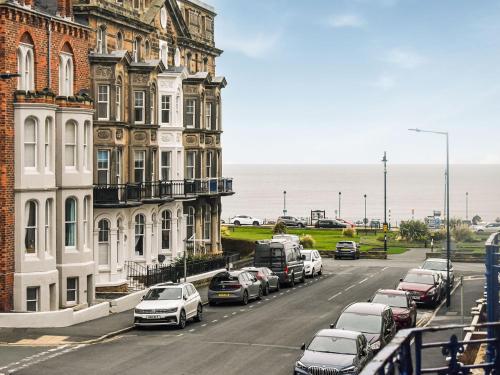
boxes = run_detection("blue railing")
[361,232,500,374]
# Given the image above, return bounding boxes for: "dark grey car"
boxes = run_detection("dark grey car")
[241,266,280,295]
[294,329,373,374]
[277,216,307,228]
[208,271,262,306]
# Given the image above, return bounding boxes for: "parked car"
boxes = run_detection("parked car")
[370,219,381,229]
[208,270,262,306]
[229,215,263,226]
[421,258,455,287]
[331,302,396,352]
[474,222,500,233]
[254,239,306,287]
[277,216,307,228]
[370,289,417,329]
[134,282,202,329]
[397,269,442,307]
[335,241,360,260]
[315,219,347,229]
[294,329,373,375]
[300,249,323,277]
[337,218,356,228]
[241,266,280,295]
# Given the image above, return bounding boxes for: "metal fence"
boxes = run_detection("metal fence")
[361,232,500,374]
[125,256,227,290]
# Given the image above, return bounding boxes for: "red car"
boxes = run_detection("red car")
[371,289,417,329]
[397,269,441,307]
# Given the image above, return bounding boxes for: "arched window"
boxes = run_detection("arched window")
[45,198,52,254]
[203,205,211,240]
[160,43,168,67]
[44,117,52,171]
[24,117,37,169]
[98,219,110,265]
[83,196,90,248]
[65,197,77,247]
[25,200,37,254]
[135,214,145,256]
[97,26,107,54]
[161,210,171,251]
[83,121,90,170]
[116,31,123,50]
[17,33,35,91]
[65,121,77,167]
[186,206,195,240]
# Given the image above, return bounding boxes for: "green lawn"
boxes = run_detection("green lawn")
[222,226,410,254]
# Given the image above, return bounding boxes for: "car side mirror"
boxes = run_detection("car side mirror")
[141,295,145,300]
[399,278,403,282]
[300,343,306,351]
[367,298,371,302]
[329,323,334,329]
[435,282,439,286]
[183,295,188,300]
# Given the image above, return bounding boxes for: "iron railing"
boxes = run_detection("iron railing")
[94,178,234,205]
[125,256,227,290]
[361,232,500,374]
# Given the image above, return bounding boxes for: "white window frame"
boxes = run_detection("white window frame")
[116,149,122,184]
[44,198,52,254]
[161,151,171,180]
[66,277,78,304]
[116,84,121,121]
[83,122,90,170]
[26,287,39,312]
[204,205,211,240]
[205,102,212,129]
[161,95,171,124]
[83,196,90,248]
[135,214,145,256]
[97,85,110,121]
[59,53,73,96]
[24,117,37,169]
[134,91,145,124]
[97,149,110,184]
[98,219,110,266]
[44,117,52,171]
[65,121,77,168]
[186,151,196,180]
[134,151,145,183]
[25,200,37,254]
[186,206,195,240]
[185,99,196,128]
[17,44,34,91]
[206,151,212,178]
[150,89,155,124]
[161,210,171,251]
[65,197,77,248]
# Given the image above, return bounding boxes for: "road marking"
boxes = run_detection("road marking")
[381,266,389,271]
[273,295,277,298]
[298,285,303,288]
[345,285,356,291]
[212,320,218,323]
[286,290,290,293]
[358,278,369,284]
[279,293,284,296]
[201,324,207,327]
[240,309,245,312]
[223,315,228,318]
[189,329,195,332]
[203,341,299,351]
[423,280,461,328]
[328,292,342,301]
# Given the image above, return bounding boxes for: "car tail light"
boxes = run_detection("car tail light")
[226,284,242,290]
[284,266,289,274]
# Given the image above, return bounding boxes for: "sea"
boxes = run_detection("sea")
[221,164,500,225]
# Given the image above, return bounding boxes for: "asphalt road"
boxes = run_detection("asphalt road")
[0,252,485,375]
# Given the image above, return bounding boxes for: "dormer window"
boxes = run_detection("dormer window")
[133,37,141,62]
[59,53,73,96]
[96,26,107,54]
[17,35,35,91]
[160,6,168,29]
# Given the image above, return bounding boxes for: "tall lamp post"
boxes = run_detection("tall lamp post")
[466,192,469,221]
[382,152,388,252]
[364,194,367,231]
[283,190,287,216]
[338,192,342,219]
[409,128,451,308]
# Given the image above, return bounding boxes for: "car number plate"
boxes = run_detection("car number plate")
[145,315,162,319]
[218,293,231,297]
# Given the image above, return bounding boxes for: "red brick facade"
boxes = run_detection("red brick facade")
[0,3,91,311]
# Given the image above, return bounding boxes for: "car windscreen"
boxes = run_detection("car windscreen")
[337,242,354,248]
[422,261,447,271]
[403,273,434,284]
[144,288,182,301]
[307,336,357,355]
[336,313,382,334]
[209,273,239,288]
[302,253,312,261]
[254,245,284,269]
[372,294,408,308]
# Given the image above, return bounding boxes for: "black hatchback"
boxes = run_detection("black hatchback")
[294,329,373,374]
[315,219,347,229]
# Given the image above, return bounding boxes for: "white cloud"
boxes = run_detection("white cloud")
[218,32,281,59]
[384,48,428,69]
[372,74,396,89]
[327,14,365,28]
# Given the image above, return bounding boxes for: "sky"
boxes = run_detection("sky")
[209,0,500,164]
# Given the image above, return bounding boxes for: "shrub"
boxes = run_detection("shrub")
[220,226,231,237]
[300,234,316,249]
[452,226,475,242]
[343,228,356,238]
[273,221,287,235]
[376,234,386,242]
[430,229,447,241]
[399,220,430,242]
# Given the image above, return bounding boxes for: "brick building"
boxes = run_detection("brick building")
[0,0,94,311]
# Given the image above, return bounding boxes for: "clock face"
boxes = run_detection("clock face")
[160,6,168,29]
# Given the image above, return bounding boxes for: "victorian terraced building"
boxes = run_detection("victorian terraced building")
[73,0,232,291]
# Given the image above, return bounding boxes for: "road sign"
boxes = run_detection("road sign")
[383,223,388,232]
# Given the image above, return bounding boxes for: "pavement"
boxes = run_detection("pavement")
[0,248,486,375]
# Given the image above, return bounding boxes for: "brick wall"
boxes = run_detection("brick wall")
[0,5,91,311]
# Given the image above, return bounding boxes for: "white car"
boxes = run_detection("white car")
[300,249,323,277]
[134,282,203,329]
[475,222,500,233]
[229,215,263,226]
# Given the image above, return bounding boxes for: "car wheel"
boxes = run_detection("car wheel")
[241,290,249,305]
[257,286,263,300]
[263,283,270,296]
[178,309,186,329]
[253,221,260,226]
[289,274,295,287]
[234,221,241,226]
[194,304,203,322]
[334,255,338,260]
[300,272,306,283]
[311,268,315,278]
[318,266,323,276]
[275,282,280,292]
[299,223,305,228]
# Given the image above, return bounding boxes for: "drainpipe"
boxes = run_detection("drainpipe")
[47,17,52,89]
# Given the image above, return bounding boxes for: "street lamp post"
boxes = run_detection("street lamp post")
[283,191,287,216]
[338,192,342,219]
[364,194,367,231]
[382,152,388,252]
[466,192,469,221]
[409,128,451,308]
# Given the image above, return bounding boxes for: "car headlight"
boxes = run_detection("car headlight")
[156,308,177,313]
[134,308,144,314]
[399,313,410,319]
[370,341,381,350]
[428,288,436,295]
[341,366,358,374]
[295,361,308,371]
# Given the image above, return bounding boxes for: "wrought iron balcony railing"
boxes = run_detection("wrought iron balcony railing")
[93,178,234,206]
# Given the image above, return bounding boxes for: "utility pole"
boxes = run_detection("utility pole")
[364,194,367,231]
[338,192,342,219]
[466,192,469,221]
[382,152,388,252]
[283,190,287,216]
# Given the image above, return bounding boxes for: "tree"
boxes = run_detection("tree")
[496,217,500,223]
[449,217,462,229]
[272,221,287,235]
[399,220,429,242]
[472,215,482,225]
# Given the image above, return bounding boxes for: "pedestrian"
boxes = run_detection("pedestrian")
[431,238,434,253]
